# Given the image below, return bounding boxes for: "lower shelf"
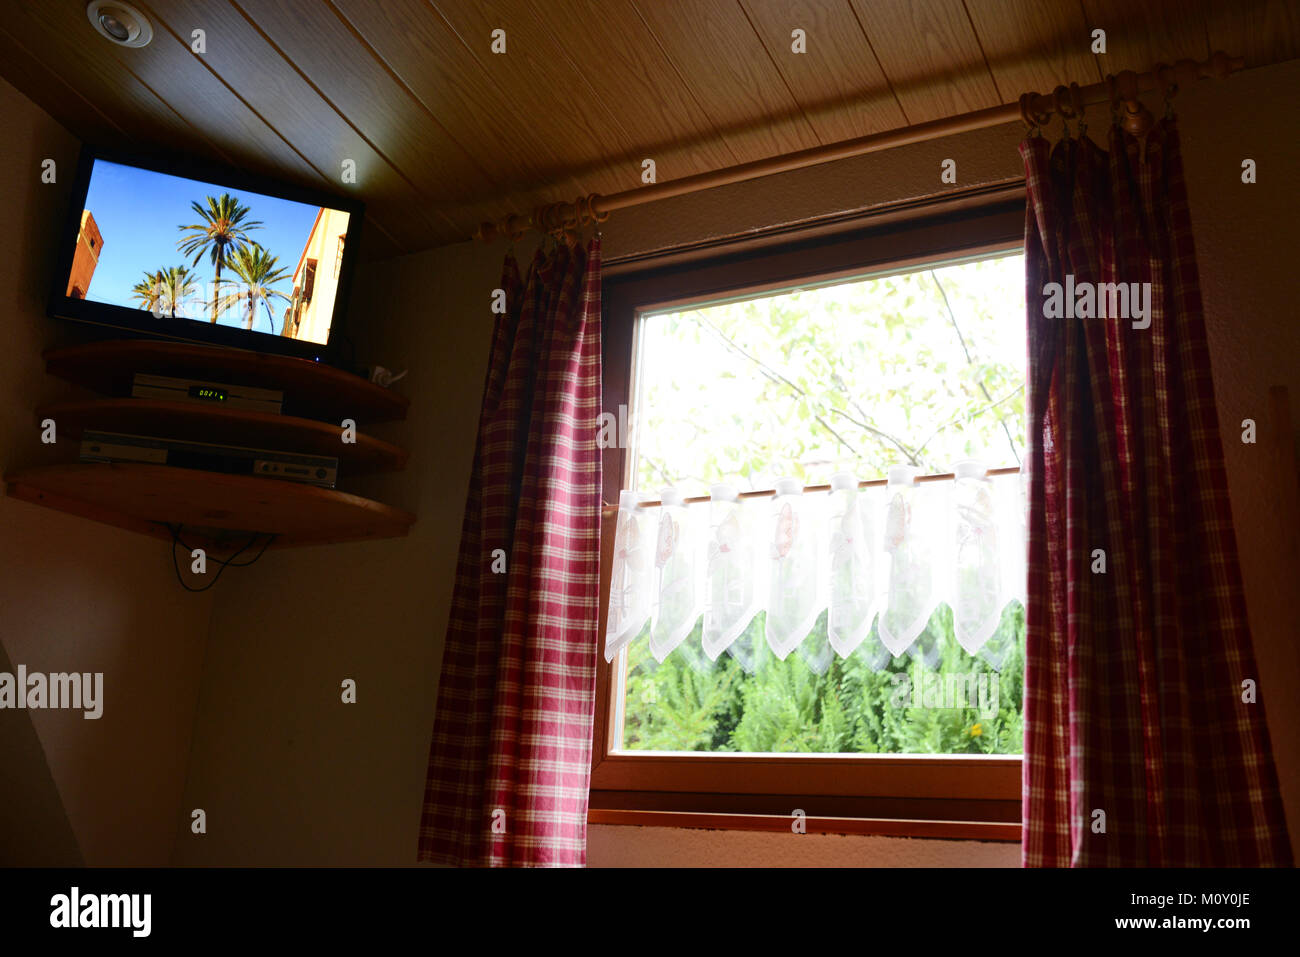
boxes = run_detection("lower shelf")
[4,463,416,549]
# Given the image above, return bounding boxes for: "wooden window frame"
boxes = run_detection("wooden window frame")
[591,190,1027,839]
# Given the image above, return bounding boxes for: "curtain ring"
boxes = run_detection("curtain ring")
[574,193,610,228]
[1154,61,1178,117]
[1069,81,1086,137]
[537,202,565,243]
[1018,92,1036,133]
[561,206,580,246]
[1052,85,1075,138]
[1019,92,1049,137]
[498,212,526,244]
[1052,85,1074,118]
[544,202,566,238]
[532,202,551,236]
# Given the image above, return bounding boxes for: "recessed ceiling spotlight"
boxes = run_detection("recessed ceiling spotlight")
[86,1,153,48]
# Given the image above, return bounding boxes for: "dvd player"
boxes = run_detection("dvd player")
[79,430,338,488]
[132,373,284,414]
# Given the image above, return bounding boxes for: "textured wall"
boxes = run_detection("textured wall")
[172,239,499,864]
[0,78,215,866]
[1178,60,1300,861]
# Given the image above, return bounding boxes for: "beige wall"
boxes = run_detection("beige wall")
[172,239,495,864]
[1180,65,1300,861]
[0,78,215,866]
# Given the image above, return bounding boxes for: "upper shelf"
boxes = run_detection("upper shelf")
[45,340,409,424]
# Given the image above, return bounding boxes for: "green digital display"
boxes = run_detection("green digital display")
[188,386,228,402]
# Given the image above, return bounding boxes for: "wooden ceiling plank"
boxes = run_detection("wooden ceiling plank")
[428,0,640,199]
[631,0,822,160]
[1081,0,1211,76]
[1204,0,1300,70]
[964,0,1103,99]
[139,0,429,253]
[522,0,741,177]
[9,0,326,188]
[739,0,909,143]
[0,3,233,156]
[232,0,493,239]
[849,0,1001,122]
[330,0,592,219]
[0,25,130,150]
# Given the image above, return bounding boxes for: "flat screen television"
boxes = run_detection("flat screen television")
[49,145,365,363]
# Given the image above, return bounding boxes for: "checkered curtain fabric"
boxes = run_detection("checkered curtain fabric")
[418,237,603,867]
[1021,120,1291,866]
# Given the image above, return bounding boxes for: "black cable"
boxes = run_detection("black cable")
[168,524,277,592]
[339,328,358,366]
[170,525,276,567]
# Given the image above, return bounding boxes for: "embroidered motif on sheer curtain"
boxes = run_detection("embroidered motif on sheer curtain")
[605,461,1024,673]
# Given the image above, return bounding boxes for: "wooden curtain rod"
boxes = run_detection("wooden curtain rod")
[610,465,1022,512]
[475,51,1244,244]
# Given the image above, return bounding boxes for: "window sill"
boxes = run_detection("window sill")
[588,809,1021,842]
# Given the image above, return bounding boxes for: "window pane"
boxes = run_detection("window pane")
[618,252,1026,755]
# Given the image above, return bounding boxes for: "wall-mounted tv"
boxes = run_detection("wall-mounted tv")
[49,146,365,363]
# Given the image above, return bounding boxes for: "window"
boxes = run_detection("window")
[302,259,317,302]
[618,254,1026,756]
[593,195,1027,832]
[335,235,345,278]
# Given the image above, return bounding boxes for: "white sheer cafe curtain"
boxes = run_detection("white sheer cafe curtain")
[604,461,1026,675]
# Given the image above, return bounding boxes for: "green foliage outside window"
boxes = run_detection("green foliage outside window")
[621,602,1024,754]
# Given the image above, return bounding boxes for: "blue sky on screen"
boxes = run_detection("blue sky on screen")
[81,159,325,333]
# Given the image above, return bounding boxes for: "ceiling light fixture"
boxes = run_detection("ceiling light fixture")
[86,1,153,48]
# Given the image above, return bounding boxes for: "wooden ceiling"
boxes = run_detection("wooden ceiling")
[2,0,1297,259]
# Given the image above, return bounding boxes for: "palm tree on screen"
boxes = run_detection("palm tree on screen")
[216,244,291,333]
[132,266,197,318]
[131,270,163,314]
[177,193,263,323]
[158,265,198,318]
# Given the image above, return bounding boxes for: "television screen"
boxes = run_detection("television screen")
[51,147,364,361]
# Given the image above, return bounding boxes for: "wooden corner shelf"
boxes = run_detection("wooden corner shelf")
[38,399,408,474]
[5,464,416,550]
[45,340,409,424]
[17,339,417,553]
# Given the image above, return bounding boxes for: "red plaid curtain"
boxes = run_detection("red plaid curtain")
[418,237,602,867]
[1021,119,1291,866]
